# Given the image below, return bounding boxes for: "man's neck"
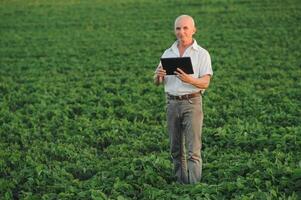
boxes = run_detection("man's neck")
[177,39,194,57]
[178,39,194,49]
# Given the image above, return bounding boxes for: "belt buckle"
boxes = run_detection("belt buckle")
[178,95,182,100]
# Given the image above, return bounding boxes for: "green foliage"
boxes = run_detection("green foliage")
[0,0,300,199]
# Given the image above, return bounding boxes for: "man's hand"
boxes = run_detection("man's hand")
[174,68,211,89]
[174,68,194,84]
[154,66,166,85]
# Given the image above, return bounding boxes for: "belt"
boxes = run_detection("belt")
[167,92,200,100]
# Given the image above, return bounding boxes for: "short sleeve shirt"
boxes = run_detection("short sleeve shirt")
[158,39,213,95]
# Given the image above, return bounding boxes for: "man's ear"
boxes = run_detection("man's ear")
[194,27,197,34]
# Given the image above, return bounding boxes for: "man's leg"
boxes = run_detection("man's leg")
[167,100,188,183]
[182,96,203,184]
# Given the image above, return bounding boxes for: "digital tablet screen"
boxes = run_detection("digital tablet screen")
[160,57,194,75]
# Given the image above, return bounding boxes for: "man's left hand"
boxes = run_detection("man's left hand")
[174,68,194,84]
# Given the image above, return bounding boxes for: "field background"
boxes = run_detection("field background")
[0,0,300,199]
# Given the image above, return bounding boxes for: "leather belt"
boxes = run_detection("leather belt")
[167,92,200,100]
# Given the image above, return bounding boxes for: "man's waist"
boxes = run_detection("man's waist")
[167,92,201,100]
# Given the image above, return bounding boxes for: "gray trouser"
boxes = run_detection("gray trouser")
[167,96,203,184]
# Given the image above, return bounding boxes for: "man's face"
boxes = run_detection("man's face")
[174,17,196,43]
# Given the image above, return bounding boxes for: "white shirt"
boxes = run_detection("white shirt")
[158,40,213,95]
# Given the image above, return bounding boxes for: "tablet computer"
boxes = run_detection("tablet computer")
[160,57,194,75]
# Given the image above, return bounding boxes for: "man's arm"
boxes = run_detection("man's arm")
[190,74,211,89]
[174,68,211,89]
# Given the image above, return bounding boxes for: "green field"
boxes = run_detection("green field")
[0,0,301,199]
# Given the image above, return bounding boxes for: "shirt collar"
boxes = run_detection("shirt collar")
[191,39,198,50]
[171,39,198,54]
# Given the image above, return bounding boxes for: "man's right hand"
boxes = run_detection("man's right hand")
[154,66,166,85]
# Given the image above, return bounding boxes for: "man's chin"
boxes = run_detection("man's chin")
[178,38,192,43]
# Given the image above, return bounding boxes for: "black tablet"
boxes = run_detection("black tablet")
[160,57,194,75]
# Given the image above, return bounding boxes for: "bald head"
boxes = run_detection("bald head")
[174,15,196,44]
[174,15,195,29]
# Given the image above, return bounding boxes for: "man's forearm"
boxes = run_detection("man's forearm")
[190,75,211,89]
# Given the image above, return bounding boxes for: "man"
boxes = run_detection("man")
[154,15,213,184]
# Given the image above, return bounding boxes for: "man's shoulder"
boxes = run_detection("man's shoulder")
[161,40,178,57]
[162,47,176,58]
[163,46,172,53]
[194,43,210,56]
